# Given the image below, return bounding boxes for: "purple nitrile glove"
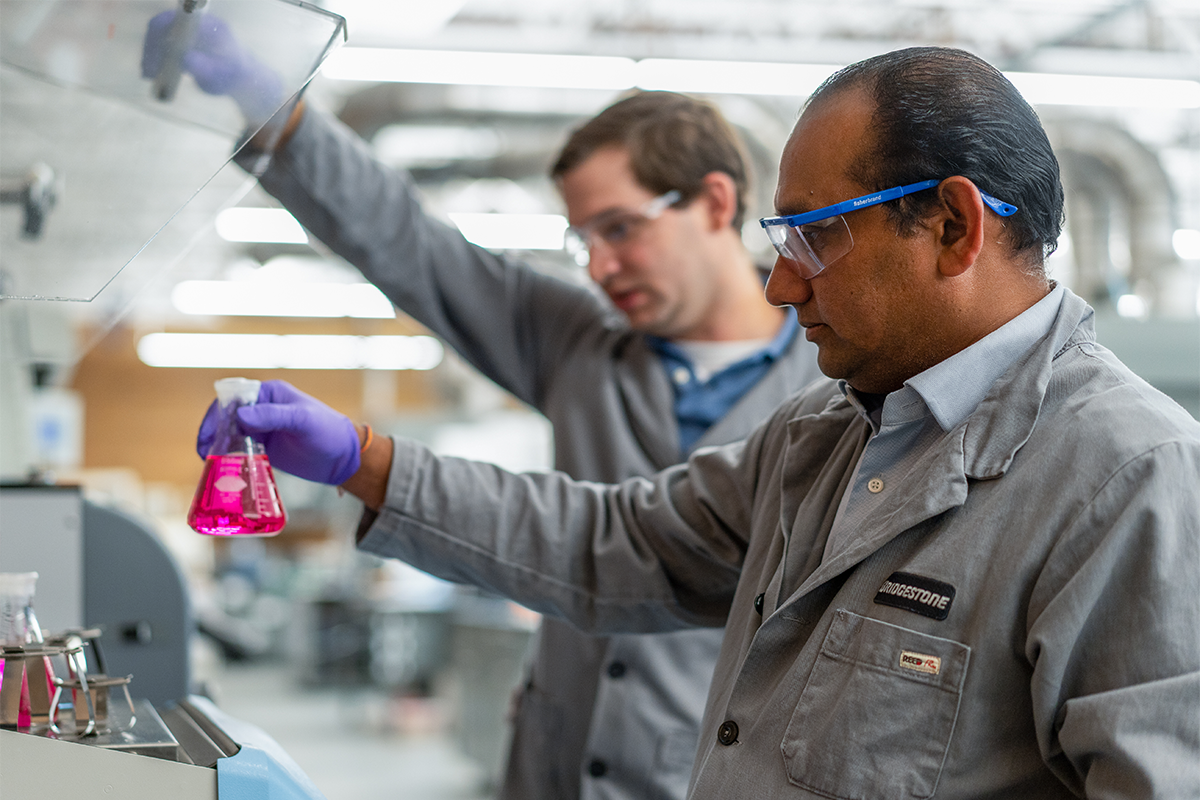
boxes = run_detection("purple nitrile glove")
[142,10,284,124]
[196,380,361,485]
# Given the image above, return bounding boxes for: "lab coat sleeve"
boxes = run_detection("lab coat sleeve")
[247,109,609,408]
[1026,439,1200,797]
[356,426,773,634]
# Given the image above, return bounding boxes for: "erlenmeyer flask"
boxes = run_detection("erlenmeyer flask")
[0,571,55,730]
[1,572,35,728]
[187,378,287,536]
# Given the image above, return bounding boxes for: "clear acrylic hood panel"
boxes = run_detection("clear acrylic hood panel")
[0,0,346,301]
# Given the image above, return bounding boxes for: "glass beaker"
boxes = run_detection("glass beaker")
[187,377,287,536]
[0,572,47,729]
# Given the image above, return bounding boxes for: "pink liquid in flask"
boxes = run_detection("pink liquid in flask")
[188,453,286,536]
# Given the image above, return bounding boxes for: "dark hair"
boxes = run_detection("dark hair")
[809,47,1064,270]
[552,91,752,229]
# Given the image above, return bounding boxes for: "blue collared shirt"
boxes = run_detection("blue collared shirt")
[648,312,801,454]
[824,284,1066,561]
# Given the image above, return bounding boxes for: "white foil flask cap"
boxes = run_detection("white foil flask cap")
[214,377,261,406]
[0,572,38,595]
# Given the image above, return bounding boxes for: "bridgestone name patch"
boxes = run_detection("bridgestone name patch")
[874,571,956,620]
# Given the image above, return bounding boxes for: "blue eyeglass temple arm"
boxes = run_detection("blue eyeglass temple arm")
[761,179,1017,228]
[978,190,1018,217]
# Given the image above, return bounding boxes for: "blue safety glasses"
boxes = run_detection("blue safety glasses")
[759,179,1018,279]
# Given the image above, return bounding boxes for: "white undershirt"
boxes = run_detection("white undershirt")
[674,338,773,382]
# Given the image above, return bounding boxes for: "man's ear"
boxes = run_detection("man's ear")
[699,171,739,232]
[934,176,986,277]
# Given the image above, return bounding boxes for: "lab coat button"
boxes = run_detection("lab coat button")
[588,759,608,777]
[717,720,739,746]
[607,661,626,679]
[672,366,691,385]
[754,593,764,615]
[868,477,884,493]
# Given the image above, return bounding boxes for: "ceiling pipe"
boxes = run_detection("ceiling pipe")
[1043,116,1189,317]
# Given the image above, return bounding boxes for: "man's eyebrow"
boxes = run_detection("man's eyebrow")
[774,198,816,217]
[576,204,627,227]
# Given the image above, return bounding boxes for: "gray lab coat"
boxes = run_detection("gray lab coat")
[356,289,1200,798]
[250,110,823,800]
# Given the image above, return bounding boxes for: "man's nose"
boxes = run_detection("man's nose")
[587,241,622,284]
[764,256,813,307]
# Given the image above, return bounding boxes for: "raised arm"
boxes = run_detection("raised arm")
[144,12,606,408]
[251,109,610,408]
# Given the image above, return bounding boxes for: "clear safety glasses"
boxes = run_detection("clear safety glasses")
[759,179,1018,279]
[565,190,682,259]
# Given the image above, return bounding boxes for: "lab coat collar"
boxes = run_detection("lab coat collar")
[962,288,1094,480]
[777,288,1096,604]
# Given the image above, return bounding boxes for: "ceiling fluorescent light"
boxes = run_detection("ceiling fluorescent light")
[373,124,503,167]
[448,212,568,251]
[172,280,396,318]
[1116,294,1149,319]
[1005,72,1200,109]
[137,333,444,370]
[1174,229,1200,260]
[319,0,465,39]
[323,48,828,96]
[215,208,309,244]
[322,48,1200,109]
[636,59,840,96]
[322,48,637,91]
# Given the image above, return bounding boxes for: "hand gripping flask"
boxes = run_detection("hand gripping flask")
[187,378,287,536]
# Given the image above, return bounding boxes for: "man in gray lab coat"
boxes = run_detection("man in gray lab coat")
[162,19,826,794]
[217,46,1200,797]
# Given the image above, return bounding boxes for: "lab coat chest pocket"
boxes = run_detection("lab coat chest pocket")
[782,609,970,800]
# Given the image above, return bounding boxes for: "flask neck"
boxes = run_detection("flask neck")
[208,399,263,457]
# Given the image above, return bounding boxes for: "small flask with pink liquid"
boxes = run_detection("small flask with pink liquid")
[187,377,287,536]
[0,571,55,730]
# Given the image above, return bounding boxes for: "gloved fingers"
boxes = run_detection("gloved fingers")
[182,49,246,95]
[217,380,362,485]
[238,403,361,485]
[256,379,310,406]
[142,10,250,97]
[236,402,309,434]
[140,10,177,78]
[196,399,219,459]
